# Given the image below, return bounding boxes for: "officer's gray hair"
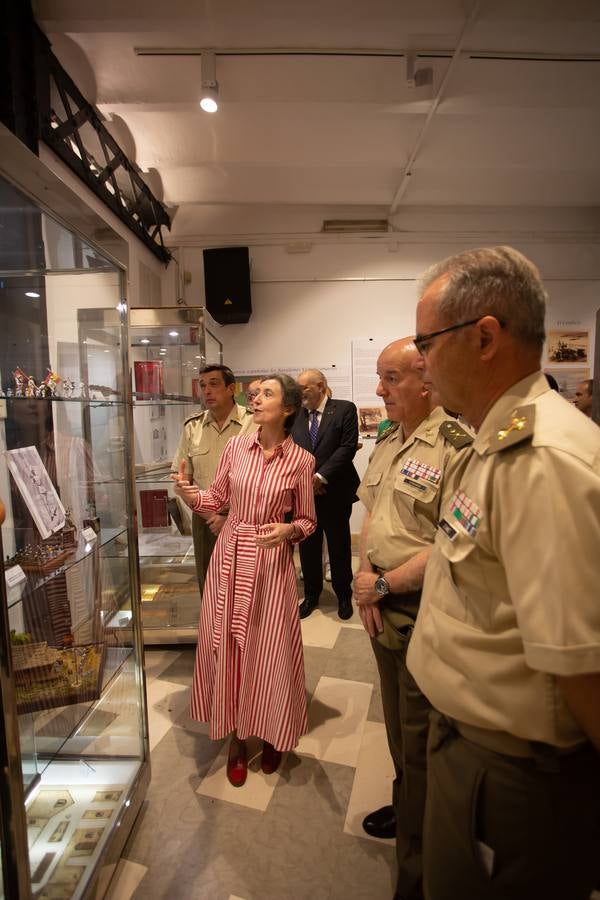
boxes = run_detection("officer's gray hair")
[419,246,547,350]
[260,373,303,432]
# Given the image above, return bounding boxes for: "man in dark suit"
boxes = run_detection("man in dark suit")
[292,369,360,620]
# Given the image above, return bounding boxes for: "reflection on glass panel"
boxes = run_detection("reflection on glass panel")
[1,168,148,900]
[130,312,211,638]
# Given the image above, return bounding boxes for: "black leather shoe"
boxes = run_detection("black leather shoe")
[298,598,318,619]
[338,599,353,620]
[362,804,396,839]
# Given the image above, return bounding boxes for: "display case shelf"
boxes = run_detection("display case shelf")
[4,397,126,406]
[5,527,128,609]
[0,130,149,900]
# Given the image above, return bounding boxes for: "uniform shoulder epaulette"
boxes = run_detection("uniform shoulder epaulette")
[183,410,206,426]
[487,404,535,454]
[376,422,400,444]
[440,420,474,449]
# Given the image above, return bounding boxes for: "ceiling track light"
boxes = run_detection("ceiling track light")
[200,52,219,113]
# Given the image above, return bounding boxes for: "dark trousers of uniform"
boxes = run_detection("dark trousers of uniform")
[299,500,353,606]
[372,628,432,900]
[192,514,218,596]
[424,712,600,900]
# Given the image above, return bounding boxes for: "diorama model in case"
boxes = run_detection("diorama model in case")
[0,154,149,900]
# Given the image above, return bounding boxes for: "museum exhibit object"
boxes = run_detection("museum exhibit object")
[0,127,149,900]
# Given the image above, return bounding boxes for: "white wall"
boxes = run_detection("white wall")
[166,219,600,532]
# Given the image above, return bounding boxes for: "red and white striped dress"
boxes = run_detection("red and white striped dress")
[189,430,316,751]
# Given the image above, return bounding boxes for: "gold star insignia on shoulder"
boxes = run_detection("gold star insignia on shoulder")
[488,405,535,453]
[440,420,474,449]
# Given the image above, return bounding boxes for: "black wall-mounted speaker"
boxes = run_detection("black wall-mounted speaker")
[203,246,252,324]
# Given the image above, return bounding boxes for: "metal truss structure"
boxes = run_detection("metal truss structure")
[40,50,171,265]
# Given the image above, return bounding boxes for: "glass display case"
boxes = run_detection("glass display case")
[129,308,222,643]
[0,140,149,900]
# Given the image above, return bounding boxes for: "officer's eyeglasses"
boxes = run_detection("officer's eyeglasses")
[415,318,482,355]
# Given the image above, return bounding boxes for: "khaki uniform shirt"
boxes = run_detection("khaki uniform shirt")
[171,403,257,490]
[358,407,474,647]
[407,372,600,747]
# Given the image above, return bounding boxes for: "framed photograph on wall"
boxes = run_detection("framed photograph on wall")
[546,330,589,364]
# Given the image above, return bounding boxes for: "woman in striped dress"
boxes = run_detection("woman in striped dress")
[172,374,316,785]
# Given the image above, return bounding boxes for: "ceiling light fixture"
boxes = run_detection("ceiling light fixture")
[140,338,150,344]
[25,291,41,298]
[199,52,219,113]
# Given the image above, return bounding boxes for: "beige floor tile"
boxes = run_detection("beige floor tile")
[196,736,283,812]
[144,649,183,681]
[344,720,396,843]
[105,859,148,900]
[296,675,373,767]
[146,678,191,751]
[300,608,343,649]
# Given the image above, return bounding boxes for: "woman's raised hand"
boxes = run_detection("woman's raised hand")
[170,460,201,510]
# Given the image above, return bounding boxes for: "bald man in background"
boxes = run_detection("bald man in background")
[292,369,360,620]
[573,378,593,417]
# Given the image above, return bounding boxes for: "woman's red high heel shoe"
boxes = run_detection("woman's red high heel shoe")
[227,739,247,787]
[261,740,282,775]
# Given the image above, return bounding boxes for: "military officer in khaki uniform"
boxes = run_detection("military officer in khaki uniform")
[171,364,256,592]
[408,246,600,900]
[354,338,473,900]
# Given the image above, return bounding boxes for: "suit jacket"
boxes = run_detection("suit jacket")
[291,398,360,505]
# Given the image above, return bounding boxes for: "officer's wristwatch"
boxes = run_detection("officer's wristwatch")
[374,575,390,597]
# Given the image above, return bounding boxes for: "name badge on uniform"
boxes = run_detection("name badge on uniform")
[400,458,441,489]
[438,518,458,541]
[447,489,482,537]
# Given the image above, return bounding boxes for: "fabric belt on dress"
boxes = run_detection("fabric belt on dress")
[213,517,259,654]
[440,714,589,764]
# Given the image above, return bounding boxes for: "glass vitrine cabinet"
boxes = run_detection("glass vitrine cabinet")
[0,145,149,900]
[129,308,222,643]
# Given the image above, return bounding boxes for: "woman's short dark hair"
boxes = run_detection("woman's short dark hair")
[260,373,303,433]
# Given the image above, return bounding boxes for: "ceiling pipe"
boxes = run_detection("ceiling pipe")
[388,0,482,215]
[133,46,600,62]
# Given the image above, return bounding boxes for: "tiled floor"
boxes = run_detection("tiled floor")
[106,582,396,900]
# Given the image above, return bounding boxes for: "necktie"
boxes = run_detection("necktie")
[309,410,319,448]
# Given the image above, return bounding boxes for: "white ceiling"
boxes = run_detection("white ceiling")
[34,0,600,237]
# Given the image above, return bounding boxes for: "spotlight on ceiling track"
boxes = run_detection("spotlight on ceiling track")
[200,52,219,113]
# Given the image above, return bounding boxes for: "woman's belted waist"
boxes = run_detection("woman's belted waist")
[212,517,262,653]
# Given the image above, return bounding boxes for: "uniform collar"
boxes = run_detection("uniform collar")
[206,402,247,428]
[398,406,447,451]
[473,371,549,456]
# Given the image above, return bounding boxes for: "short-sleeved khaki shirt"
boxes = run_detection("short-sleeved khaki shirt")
[407,372,600,747]
[171,403,257,490]
[357,407,474,646]
[358,406,473,574]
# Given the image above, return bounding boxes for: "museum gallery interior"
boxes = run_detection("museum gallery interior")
[0,1,599,899]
